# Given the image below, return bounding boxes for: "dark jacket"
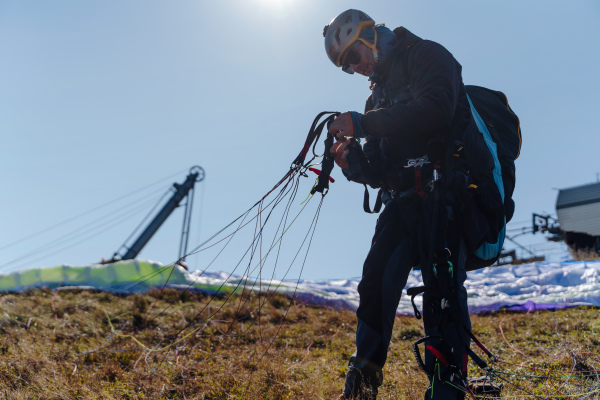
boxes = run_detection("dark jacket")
[344,27,504,258]
[345,27,494,193]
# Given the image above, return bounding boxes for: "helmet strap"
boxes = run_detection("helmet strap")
[357,26,379,63]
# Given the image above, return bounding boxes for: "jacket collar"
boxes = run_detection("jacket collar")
[371,27,422,84]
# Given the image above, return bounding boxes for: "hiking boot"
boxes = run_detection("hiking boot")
[337,394,351,400]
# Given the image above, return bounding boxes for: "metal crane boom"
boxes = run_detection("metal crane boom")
[120,166,205,261]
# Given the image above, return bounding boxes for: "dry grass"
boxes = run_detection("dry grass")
[568,248,600,261]
[0,288,599,399]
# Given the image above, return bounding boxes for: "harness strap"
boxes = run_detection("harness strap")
[466,348,488,370]
[363,186,383,213]
[409,286,494,372]
[293,112,339,166]
[427,345,450,367]
[415,165,429,200]
[308,168,335,183]
[407,285,427,320]
[311,130,336,194]
[413,336,441,378]
[463,324,497,361]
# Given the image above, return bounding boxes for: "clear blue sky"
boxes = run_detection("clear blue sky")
[1,1,599,279]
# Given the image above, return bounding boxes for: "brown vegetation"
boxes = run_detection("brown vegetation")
[567,248,600,261]
[0,288,599,399]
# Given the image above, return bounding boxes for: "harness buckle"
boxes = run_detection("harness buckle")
[404,155,430,169]
[441,298,449,310]
[427,179,436,192]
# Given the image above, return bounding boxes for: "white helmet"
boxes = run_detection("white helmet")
[323,9,378,74]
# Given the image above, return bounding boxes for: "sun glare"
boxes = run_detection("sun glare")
[255,0,297,15]
[257,0,294,4]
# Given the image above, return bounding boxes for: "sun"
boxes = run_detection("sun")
[255,0,296,12]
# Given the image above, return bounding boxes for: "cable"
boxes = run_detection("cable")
[190,180,205,270]
[84,173,310,361]
[157,173,306,340]
[142,176,302,339]
[0,168,188,252]
[6,169,300,336]
[0,192,166,272]
[106,172,306,357]
[0,113,339,386]
[1,199,161,273]
[249,196,324,372]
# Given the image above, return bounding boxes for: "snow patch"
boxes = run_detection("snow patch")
[1,260,599,315]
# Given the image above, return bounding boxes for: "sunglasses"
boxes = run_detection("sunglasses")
[341,48,361,69]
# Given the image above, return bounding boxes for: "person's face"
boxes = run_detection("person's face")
[342,42,376,77]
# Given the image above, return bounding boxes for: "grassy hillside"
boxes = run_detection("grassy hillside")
[0,288,598,399]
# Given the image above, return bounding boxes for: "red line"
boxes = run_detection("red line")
[497,359,600,374]
[499,320,532,360]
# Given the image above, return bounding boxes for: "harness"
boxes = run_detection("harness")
[405,155,433,200]
[337,128,486,394]
[347,145,438,214]
[405,148,502,398]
